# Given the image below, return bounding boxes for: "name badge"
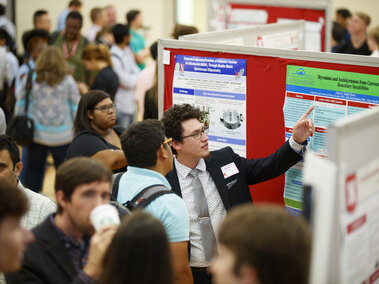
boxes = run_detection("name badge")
[221,162,239,179]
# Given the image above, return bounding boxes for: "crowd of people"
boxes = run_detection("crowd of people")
[0,1,374,284]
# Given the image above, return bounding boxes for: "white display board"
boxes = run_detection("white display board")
[181,21,305,50]
[304,107,379,284]
[207,0,331,51]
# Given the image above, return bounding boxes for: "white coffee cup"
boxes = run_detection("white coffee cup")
[90,204,120,231]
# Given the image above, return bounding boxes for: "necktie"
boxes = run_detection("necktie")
[189,169,217,262]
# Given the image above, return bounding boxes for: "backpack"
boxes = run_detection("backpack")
[110,172,174,217]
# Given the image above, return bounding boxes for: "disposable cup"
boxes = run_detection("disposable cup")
[90,204,120,231]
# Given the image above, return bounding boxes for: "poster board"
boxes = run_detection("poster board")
[158,38,379,205]
[303,108,379,284]
[181,21,305,50]
[207,0,331,52]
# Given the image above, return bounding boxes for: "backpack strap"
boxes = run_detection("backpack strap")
[111,172,124,202]
[124,184,174,210]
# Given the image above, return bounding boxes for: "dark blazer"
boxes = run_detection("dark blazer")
[166,140,302,211]
[6,217,86,284]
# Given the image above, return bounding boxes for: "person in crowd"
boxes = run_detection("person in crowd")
[16,29,49,94]
[368,26,379,56]
[51,11,89,89]
[0,37,8,114]
[15,46,80,192]
[335,8,352,42]
[142,42,158,120]
[100,211,174,284]
[0,28,18,87]
[0,181,34,275]
[210,204,312,284]
[80,44,119,100]
[105,5,117,26]
[0,0,15,42]
[66,90,127,173]
[56,0,82,32]
[85,7,107,43]
[334,12,371,55]
[162,104,314,284]
[117,120,193,283]
[95,24,114,48]
[0,108,5,134]
[33,10,51,33]
[0,135,56,229]
[110,24,139,129]
[126,10,149,69]
[5,157,117,284]
[172,24,199,39]
[331,21,345,52]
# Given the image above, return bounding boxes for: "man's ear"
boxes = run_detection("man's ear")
[14,162,23,178]
[157,145,168,160]
[56,190,67,211]
[172,139,181,153]
[87,109,94,120]
[239,265,259,284]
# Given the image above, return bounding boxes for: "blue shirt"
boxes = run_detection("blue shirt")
[117,166,189,242]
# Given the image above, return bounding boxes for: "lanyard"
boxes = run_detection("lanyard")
[62,33,80,61]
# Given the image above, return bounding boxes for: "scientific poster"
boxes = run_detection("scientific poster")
[283,65,379,212]
[340,157,379,284]
[172,55,247,157]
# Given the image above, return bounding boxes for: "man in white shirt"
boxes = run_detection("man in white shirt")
[110,24,140,129]
[85,7,107,43]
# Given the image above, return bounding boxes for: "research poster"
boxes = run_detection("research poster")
[283,65,379,212]
[172,55,247,157]
[340,157,379,284]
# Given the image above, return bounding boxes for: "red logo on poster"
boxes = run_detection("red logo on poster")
[345,174,358,213]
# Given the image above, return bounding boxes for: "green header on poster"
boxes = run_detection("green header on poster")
[286,65,379,97]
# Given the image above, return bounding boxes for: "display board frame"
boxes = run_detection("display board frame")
[181,21,305,50]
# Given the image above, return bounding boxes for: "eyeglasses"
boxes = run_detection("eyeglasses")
[181,127,209,140]
[163,137,173,147]
[94,103,116,113]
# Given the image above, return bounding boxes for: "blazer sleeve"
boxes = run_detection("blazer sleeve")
[230,140,302,185]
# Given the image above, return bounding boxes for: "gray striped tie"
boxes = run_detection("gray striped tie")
[189,169,217,262]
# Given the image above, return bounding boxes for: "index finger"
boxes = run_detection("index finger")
[299,105,315,120]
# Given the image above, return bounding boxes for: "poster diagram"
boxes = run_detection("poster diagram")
[283,65,379,213]
[172,55,247,157]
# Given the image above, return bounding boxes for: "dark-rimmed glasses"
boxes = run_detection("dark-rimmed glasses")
[181,127,209,140]
[94,103,116,113]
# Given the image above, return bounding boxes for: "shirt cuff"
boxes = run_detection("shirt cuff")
[79,270,96,284]
[289,136,307,155]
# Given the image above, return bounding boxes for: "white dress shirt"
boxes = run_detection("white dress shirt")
[175,158,227,267]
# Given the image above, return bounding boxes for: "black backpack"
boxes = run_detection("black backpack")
[110,172,174,217]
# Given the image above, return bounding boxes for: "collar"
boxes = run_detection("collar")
[174,157,206,179]
[49,214,90,249]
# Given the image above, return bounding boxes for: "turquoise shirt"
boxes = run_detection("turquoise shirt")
[117,166,189,242]
[130,28,146,70]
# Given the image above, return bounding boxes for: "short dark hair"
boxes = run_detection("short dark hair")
[0,5,5,16]
[55,157,112,214]
[33,10,48,26]
[66,11,83,26]
[73,90,110,134]
[112,24,129,44]
[0,28,11,45]
[126,10,140,25]
[332,21,344,43]
[0,181,29,224]
[68,0,82,8]
[150,41,158,61]
[22,29,49,54]
[219,204,312,284]
[121,120,166,168]
[336,8,352,19]
[161,103,201,142]
[100,210,173,284]
[0,135,20,167]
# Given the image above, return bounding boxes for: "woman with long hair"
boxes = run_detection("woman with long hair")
[65,90,126,173]
[15,46,80,192]
[80,44,119,100]
[100,211,174,284]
